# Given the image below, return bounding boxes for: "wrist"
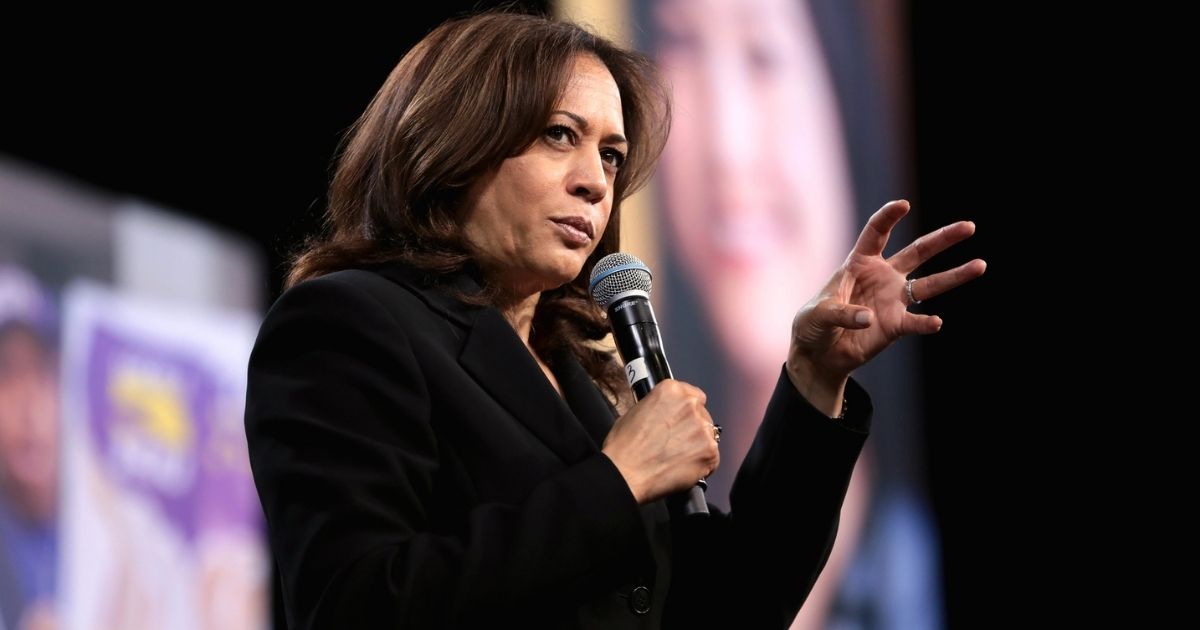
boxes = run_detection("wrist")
[785,357,849,418]
[601,449,648,504]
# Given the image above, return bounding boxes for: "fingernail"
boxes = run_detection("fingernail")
[855,311,870,325]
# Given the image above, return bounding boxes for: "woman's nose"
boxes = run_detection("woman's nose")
[568,152,609,205]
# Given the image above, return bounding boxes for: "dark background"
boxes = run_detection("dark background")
[2,3,1046,625]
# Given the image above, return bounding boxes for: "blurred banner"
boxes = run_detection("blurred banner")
[559,1,942,628]
[58,282,264,630]
[0,157,268,630]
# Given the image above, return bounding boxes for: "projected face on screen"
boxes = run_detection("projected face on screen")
[652,0,855,375]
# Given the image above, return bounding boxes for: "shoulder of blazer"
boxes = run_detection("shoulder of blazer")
[309,262,484,332]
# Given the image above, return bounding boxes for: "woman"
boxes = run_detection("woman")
[243,11,985,630]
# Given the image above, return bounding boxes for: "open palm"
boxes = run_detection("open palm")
[789,200,987,381]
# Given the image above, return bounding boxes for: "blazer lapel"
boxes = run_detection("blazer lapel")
[373,260,604,465]
[551,348,617,449]
[372,262,669,592]
[458,309,598,465]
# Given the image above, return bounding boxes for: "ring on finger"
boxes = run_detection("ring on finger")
[905,278,922,305]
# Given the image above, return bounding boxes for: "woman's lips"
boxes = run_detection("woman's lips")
[551,217,593,246]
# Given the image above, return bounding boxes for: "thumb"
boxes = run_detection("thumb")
[816,300,872,330]
[793,299,871,346]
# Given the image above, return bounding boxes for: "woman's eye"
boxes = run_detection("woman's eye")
[545,125,574,144]
[601,148,626,170]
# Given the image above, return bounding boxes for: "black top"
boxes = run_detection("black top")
[244,261,872,629]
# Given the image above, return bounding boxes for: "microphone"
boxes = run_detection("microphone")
[589,253,709,517]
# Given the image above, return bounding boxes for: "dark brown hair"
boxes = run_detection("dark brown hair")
[285,11,670,405]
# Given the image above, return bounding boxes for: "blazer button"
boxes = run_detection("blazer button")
[629,585,651,615]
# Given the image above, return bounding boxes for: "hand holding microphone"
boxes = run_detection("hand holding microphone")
[590,253,715,516]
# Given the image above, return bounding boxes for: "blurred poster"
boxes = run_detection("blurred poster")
[2,156,268,630]
[57,282,266,630]
[0,265,60,630]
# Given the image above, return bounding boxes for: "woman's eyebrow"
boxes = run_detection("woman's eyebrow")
[552,110,628,146]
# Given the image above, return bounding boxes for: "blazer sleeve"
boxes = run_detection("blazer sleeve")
[244,275,651,629]
[662,366,872,629]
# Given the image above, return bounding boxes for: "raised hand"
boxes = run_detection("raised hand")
[786,200,986,415]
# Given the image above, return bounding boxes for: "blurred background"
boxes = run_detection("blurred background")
[1,1,1032,628]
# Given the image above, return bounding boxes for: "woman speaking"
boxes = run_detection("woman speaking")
[243,11,985,630]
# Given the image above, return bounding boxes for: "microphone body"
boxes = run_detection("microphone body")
[607,296,672,399]
[590,254,709,517]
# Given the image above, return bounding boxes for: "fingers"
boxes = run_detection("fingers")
[653,381,720,479]
[901,312,944,336]
[889,220,977,275]
[805,299,874,331]
[649,381,714,442]
[830,302,873,329]
[898,259,985,336]
[658,378,707,405]
[853,200,910,258]
[606,379,717,503]
[907,259,987,304]
[700,418,720,477]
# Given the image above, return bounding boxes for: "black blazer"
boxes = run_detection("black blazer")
[244,262,872,629]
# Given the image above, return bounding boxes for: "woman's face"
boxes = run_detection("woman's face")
[462,54,628,297]
[654,0,856,373]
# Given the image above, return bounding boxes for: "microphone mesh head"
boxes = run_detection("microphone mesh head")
[589,253,652,308]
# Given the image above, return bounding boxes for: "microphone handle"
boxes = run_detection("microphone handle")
[609,297,710,518]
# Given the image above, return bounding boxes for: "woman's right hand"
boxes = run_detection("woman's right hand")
[601,379,720,504]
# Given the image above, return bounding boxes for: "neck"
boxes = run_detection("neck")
[496,290,542,349]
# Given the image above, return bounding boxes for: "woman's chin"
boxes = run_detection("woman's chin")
[546,256,590,287]
[524,263,586,294]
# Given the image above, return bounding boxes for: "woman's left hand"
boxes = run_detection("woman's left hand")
[787,200,987,416]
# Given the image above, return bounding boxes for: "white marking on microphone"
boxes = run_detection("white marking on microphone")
[625,357,650,386]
